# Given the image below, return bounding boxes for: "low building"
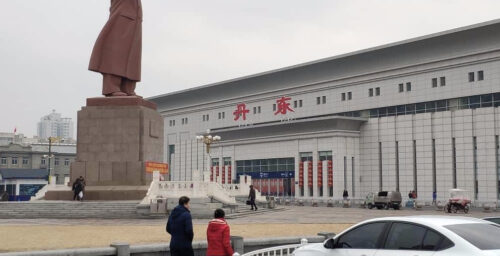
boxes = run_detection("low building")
[0,143,76,185]
[0,169,48,201]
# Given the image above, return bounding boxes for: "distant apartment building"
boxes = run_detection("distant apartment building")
[37,110,74,141]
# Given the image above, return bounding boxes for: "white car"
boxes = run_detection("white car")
[294,216,500,256]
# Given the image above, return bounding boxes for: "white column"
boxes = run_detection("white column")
[15,180,20,196]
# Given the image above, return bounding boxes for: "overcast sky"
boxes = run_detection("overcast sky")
[1,0,500,137]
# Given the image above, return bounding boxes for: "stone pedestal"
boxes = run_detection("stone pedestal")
[46,97,164,200]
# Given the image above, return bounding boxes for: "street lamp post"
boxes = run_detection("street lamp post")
[196,129,221,182]
[43,137,56,183]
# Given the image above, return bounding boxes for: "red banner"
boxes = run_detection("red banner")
[317,161,323,187]
[228,166,232,184]
[222,166,226,184]
[327,160,333,187]
[299,162,304,186]
[210,166,214,182]
[308,162,313,187]
[216,166,219,181]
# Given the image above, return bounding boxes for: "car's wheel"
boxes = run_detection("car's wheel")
[393,204,400,210]
[368,203,373,209]
[464,205,469,214]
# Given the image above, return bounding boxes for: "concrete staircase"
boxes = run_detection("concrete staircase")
[0,201,141,219]
[225,205,287,219]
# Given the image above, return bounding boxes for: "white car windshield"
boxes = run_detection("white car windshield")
[445,223,500,250]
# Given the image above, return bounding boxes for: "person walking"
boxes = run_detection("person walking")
[248,185,257,211]
[206,209,234,256]
[166,196,194,256]
[343,189,349,200]
[432,191,437,205]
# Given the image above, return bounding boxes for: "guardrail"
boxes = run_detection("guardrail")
[237,238,308,256]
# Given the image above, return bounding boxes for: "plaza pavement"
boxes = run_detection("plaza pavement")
[0,205,496,226]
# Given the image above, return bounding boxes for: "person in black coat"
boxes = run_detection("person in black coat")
[248,185,257,211]
[167,196,194,256]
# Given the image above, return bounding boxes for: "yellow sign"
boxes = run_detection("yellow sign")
[145,162,168,174]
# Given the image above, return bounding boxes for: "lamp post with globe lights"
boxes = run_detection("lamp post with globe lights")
[196,129,221,182]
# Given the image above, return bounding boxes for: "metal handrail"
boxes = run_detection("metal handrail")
[234,238,308,256]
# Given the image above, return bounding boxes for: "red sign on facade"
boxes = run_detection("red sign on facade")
[233,103,250,121]
[222,167,226,184]
[274,96,294,115]
[228,166,232,184]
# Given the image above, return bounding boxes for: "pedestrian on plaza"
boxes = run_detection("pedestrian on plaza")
[412,190,417,199]
[408,190,413,199]
[72,178,80,201]
[74,179,84,201]
[166,196,194,256]
[432,191,437,205]
[206,209,234,256]
[343,189,349,200]
[248,185,257,211]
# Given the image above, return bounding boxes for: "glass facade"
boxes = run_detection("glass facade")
[338,92,500,118]
[236,158,294,175]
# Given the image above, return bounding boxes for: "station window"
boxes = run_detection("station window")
[299,100,303,107]
[54,158,59,166]
[398,83,404,93]
[319,151,333,161]
[406,82,411,92]
[432,78,438,88]
[478,71,484,81]
[22,157,28,165]
[0,157,6,165]
[316,97,321,105]
[12,157,18,165]
[440,77,446,86]
[369,88,374,97]
[348,92,352,100]
[273,104,277,111]
[322,96,326,104]
[375,87,380,96]
[469,72,475,82]
[341,93,346,101]
[64,159,70,166]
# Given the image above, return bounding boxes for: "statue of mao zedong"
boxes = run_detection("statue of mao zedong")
[89,0,142,97]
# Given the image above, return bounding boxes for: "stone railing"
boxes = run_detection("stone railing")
[30,176,70,201]
[141,173,264,205]
[141,177,236,205]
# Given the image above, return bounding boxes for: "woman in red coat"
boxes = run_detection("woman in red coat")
[207,209,234,256]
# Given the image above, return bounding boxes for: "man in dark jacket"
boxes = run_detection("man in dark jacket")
[167,196,194,256]
[248,185,257,211]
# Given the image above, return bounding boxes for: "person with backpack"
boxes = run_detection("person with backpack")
[166,196,194,256]
[206,209,234,256]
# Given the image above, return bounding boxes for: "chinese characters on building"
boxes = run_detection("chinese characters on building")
[233,96,294,121]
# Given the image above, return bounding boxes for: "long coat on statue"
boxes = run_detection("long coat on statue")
[89,0,142,81]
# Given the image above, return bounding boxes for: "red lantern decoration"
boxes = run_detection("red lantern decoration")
[222,166,226,184]
[210,166,214,182]
[216,166,219,181]
[228,166,232,184]
[327,160,333,187]
[299,162,304,186]
[317,161,323,187]
[308,162,313,187]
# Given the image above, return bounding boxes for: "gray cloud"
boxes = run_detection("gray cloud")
[1,0,499,137]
